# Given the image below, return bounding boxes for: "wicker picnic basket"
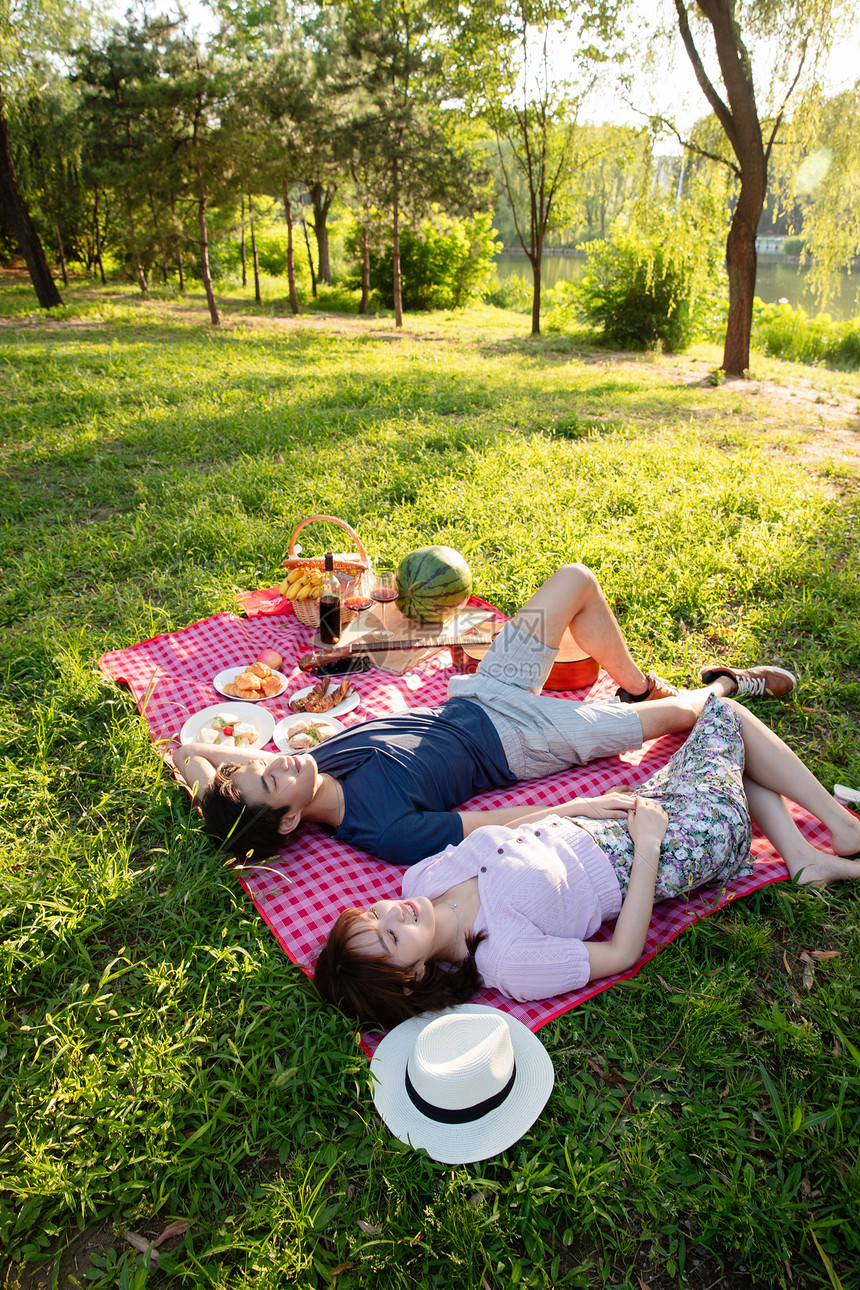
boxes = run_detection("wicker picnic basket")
[282,514,374,629]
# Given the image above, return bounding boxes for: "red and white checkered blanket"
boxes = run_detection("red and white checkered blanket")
[100,596,814,1055]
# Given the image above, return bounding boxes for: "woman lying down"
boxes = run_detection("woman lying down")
[313,697,860,1030]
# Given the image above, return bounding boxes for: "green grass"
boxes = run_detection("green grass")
[1,279,860,1289]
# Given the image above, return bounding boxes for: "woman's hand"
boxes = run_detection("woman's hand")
[584,797,668,983]
[564,792,638,820]
[627,797,669,849]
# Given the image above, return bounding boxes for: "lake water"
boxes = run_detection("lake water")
[495,252,860,322]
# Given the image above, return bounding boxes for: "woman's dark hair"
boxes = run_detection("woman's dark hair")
[199,764,289,861]
[313,907,486,1029]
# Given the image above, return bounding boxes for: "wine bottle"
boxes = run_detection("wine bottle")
[319,551,341,644]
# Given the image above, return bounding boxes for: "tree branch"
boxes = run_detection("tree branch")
[648,110,740,178]
[493,128,531,261]
[765,36,808,165]
[673,0,738,154]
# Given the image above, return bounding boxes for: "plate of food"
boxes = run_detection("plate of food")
[287,677,361,718]
[213,662,288,701]
[179,702,275,750]
[273,714,346,753]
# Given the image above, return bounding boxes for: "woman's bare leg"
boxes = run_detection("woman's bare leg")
[744,779,860,884]
[728,698,860,859]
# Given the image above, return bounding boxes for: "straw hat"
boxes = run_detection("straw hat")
[369,1005,554,1164]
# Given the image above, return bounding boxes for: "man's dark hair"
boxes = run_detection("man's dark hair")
[199,764,293,861]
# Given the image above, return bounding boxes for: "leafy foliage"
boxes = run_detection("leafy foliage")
[360,209,500,310]
[752,299,860,368]
[577,218,724,352]
[483,268,532,311]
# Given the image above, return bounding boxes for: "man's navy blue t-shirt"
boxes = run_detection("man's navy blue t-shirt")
[311,697,515,865]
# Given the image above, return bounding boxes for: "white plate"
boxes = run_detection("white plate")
[286,682,361,719]
[212,666,289,701]
[272,714,346,753]
[179,702,275,749]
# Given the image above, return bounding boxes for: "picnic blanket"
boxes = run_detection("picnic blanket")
[99,596,820,1056]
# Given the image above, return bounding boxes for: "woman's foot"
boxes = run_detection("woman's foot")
[787,852,860,886]
[829,805,860,858]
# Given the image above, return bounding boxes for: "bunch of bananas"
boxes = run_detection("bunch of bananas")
[280,566,325,601]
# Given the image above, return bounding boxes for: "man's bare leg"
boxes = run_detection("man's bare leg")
[512,564,733,702]
[512,564,651,694]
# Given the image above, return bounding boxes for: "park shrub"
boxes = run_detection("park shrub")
[483,270,532,311]
[577,218,723,352]
[358,210,501,311]
[543,278,583,332]
[751,299,860,368]
[209,219,311,284]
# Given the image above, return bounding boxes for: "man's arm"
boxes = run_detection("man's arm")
[457,791,637,837]
[173,742,279,800]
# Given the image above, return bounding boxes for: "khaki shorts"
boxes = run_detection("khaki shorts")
[447,620,644,779]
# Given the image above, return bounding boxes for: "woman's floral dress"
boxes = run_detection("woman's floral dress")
[571,695,754,899]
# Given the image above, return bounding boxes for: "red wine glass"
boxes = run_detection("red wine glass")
[371,570,398,639]
[344,592,373,633]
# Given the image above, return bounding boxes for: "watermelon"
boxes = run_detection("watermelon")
[396,545,473,623]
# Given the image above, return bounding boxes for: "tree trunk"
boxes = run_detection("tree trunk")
[359,223,370,315]
[722,196,759,375]
[52,214,69,287]
[675,0,769,376]
[197,184,220,326]
[309,180,335,283]
[0,89,62,308]
[283,188,299,315]
[392,158,402,329]
[170,195,184,292]
[127,202,148,293]
[249,194,260,305]
[240,196,247,287]
[93,189,106,285]
[530,252,542,336]
[301,210,317,299]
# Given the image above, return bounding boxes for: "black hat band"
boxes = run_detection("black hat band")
[404,1060,517,1124]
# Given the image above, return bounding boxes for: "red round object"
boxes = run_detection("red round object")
[257,649,282,671]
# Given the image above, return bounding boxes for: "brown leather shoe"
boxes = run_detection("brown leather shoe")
[616,672,679,703]
[700,664,795,698]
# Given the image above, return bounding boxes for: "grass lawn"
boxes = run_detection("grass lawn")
[1,279,859,1290]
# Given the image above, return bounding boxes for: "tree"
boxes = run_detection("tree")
[158,36,236,325]
[76,21,172,294]
[9,74,87,285]
[342,0,484,328]
[667,0,854,375]
[239,41,318,315]
[78,16,236,321]
[214,0,350,292]
[459,0,620,334]
[775,83,860,305]
[0,0,89,305]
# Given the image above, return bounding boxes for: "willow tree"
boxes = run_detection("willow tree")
[668,0,855,375]
[776,83,860,306]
